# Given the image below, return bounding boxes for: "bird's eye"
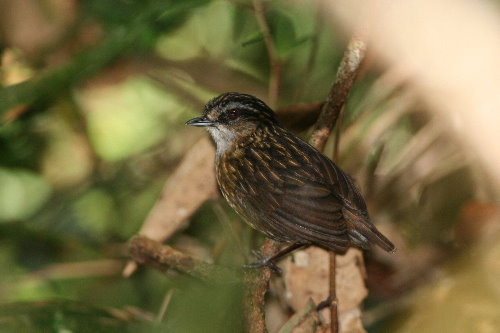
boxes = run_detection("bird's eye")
[227,109,240,120]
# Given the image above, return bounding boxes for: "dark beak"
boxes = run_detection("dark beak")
[185,116,215,127]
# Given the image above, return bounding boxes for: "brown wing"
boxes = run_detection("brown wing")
[304,142,395,252]
[222,127,394,252]
[269,177,350,252]
[263,131,394,252]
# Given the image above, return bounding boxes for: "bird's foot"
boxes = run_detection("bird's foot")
[316,296,335,311]
[243,250,283,275]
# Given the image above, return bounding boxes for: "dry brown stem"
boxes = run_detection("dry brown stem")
[328,252,338,333]
[128,235,240,284]
[137,137,218,240]
[309,37,367,152]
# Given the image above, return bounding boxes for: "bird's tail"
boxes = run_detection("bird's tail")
[343,208,396,252]
[355,221,395,252]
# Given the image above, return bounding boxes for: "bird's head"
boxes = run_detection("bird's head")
[186,92,279,154]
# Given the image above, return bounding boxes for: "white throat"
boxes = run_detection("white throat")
[207,126,238,156]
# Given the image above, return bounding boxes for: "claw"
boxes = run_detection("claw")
[243,251,283,275]
[316,296,334,311]
[243,259,282,275]
[243,242,310,276]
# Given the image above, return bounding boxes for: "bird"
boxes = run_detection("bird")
[186,92,395,270]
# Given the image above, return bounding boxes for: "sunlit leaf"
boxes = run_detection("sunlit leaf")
[76,76,186,161]
[0,169,51,222]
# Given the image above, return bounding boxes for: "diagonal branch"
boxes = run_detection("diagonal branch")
[309,36,367,151]
[128,235,240,284]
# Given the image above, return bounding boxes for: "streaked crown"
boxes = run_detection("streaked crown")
[204,92,278,125]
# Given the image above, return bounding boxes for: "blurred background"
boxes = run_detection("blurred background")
[0,0,499,332]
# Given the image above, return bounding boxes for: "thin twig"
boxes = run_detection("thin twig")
[329,253,338,333]
[251,0,281,108]
[309,36,367,152]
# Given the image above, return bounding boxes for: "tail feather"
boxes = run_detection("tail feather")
[343,208,396,252]
[357,222,396,252]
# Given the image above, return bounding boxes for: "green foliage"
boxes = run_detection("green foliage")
[0,169,51,222]
[0,118,45,169]
[82,0,210,32]
[163,281,244,333]
[0,301,141,333]
[0,0,212,115]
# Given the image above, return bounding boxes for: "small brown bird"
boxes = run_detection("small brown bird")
[186,92,394,269]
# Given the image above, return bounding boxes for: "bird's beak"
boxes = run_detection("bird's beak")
[185,116,215,127]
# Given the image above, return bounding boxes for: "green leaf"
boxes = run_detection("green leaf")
[75,76,183,161]
[241,31,264,47]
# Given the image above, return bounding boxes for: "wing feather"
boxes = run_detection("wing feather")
[219,127,394,252]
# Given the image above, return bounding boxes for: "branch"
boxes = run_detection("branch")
[309,36,367,151]
[128,235,240,284]
[243,238,280,333]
